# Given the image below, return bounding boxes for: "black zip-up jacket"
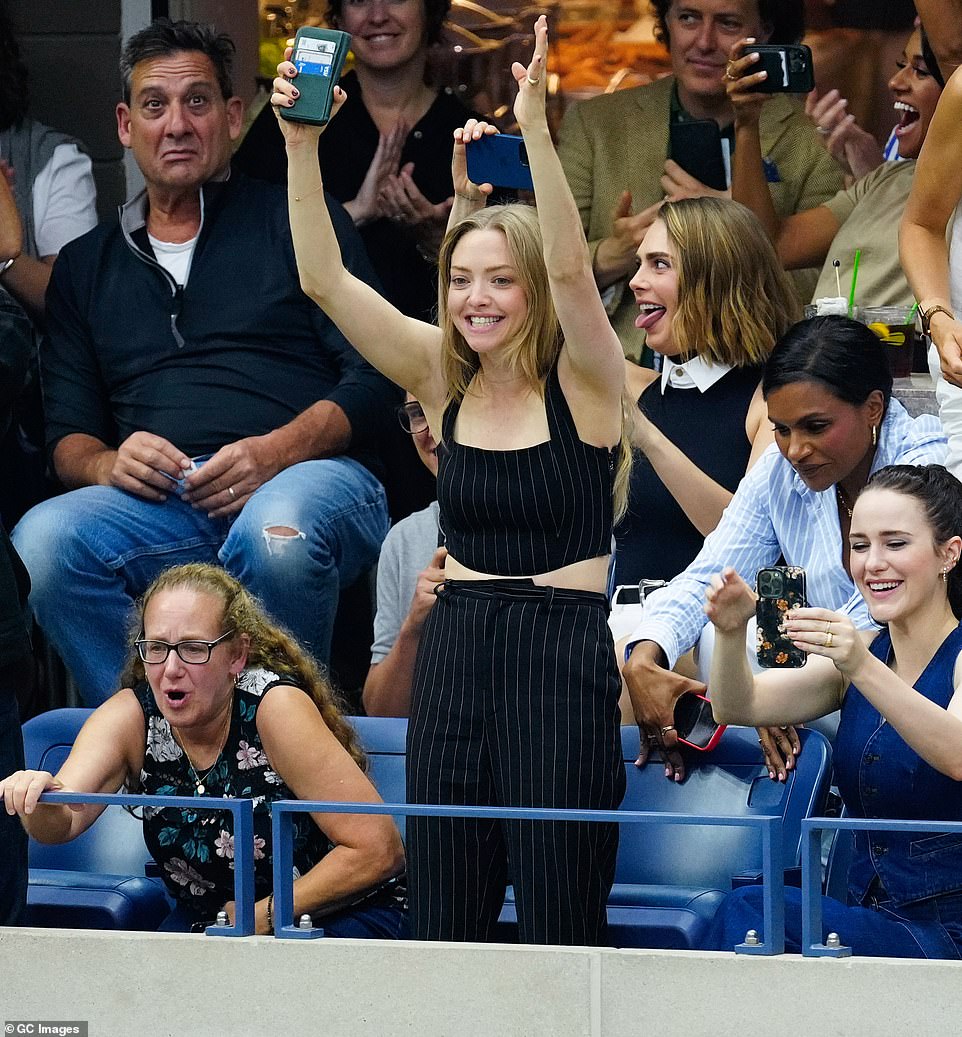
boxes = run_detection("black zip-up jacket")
[42,169,396,477]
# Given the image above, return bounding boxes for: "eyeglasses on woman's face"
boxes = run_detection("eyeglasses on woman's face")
[135,629,236,665]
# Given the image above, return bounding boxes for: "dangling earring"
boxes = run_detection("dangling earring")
[871,424,878,448]
[942,567,950,584]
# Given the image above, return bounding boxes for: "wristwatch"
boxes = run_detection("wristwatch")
[920,302,955,337]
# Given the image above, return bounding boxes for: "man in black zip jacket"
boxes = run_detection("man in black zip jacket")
[0,283,32,925]
[11,19,396,705]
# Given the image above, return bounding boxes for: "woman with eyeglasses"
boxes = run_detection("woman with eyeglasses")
[0,563,407,936]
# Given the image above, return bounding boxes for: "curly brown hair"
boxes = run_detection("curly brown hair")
[120,563,366,770]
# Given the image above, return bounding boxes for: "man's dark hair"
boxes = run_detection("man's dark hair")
[326,0,451,47]
[120,19,236,103]
[0,6,29,130]
[650,0,805,49]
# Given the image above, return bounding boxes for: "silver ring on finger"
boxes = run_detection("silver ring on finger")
[228,486,236,500]
[817,125,831,135]
[527,75,541,86]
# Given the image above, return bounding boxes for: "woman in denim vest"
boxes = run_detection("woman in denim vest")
[703,464,962,957]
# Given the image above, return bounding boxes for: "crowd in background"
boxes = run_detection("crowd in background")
[4,0,962,957]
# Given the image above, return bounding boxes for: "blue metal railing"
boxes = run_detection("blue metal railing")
[801,816,962,957]
[38,791,256,936]
[271,800,786,953]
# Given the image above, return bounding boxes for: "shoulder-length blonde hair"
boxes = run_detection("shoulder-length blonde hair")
[659,197,800,367]
[121,563,366,770]
[437,203,632,521]
[437,203,562,401]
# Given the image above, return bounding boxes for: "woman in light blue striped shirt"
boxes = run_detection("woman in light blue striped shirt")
[623,316,946,781]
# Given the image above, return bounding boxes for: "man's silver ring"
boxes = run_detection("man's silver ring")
[228,486,236,499]
[817,125,831,135]
[527,75,541,86]
[660,724,676,736]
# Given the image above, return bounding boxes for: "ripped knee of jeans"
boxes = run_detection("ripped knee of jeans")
[262,525,307,556]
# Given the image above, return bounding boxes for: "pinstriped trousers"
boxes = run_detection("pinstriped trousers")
[406,579,626,945]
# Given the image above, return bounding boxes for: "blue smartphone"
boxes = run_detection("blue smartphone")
[280,27,352,126]
[466,134,534,192]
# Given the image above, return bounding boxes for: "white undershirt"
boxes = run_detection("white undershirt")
[147,232,197,286]
[31,143,98,257]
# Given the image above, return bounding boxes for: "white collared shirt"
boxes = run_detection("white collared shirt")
[659,354,734,395]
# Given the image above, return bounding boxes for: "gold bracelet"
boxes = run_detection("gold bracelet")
[293,185,324,202]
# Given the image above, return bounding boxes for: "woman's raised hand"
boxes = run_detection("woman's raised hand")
[704,567,757,632]
[723,38,770,126]
[511,15,549,131]
[271,47,345,145]
[784,607,867,674]
[451,118,499,204]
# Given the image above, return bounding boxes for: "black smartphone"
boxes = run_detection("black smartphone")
[465,134,534,192]
[674,692,725,752]
[668,120,728,192]
[280,27,352,126]
[755,566,807,668]
[749,44,814,94]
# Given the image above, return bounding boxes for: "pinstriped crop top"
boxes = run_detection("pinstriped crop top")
[436,361,616,576]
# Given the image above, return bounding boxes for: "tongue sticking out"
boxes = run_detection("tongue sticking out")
[636,306,666,331]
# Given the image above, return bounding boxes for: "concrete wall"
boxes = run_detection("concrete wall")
[2,928,962,1037]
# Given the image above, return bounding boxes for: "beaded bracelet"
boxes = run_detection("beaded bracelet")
[266,892,274,933]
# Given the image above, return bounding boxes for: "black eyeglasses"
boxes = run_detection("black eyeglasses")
[135,629,236,665]
[396,401,429,435]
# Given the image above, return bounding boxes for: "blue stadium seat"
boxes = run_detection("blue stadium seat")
[20,708,171,930]
[351,716,832,949]
[350,715,408,839]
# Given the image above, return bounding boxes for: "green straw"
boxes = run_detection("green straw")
[847,249,861,317]
[908,300,920,323]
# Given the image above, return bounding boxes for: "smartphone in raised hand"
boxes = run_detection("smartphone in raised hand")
[280,27,352,126]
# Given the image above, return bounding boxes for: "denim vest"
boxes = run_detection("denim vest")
[835,624,962,910]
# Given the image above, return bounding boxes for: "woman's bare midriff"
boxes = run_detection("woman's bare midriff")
[444,554,610,594]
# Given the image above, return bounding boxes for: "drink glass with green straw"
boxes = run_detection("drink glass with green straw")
[847,248,861,317]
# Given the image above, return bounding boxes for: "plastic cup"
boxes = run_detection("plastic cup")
[857,305,917,379]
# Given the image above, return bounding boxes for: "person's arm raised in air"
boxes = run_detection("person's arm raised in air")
[271,62,442,406]
[516,18,624,426]
[914,0,962,78]
[900,66,962,386]
[0,690,144,843]
[725,39,841,271]
[445,118,497,236]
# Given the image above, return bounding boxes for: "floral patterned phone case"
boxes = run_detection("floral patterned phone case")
[755,566,807,668]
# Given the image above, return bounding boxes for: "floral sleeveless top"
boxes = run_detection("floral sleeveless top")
[133,668,331,917]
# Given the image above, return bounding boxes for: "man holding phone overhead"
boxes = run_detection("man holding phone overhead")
[558,0,843,363]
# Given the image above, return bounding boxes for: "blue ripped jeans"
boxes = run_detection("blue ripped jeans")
[12,458,388,705]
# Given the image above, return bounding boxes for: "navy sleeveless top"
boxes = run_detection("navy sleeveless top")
[436,361,615,576]
[835,624,962,908]
[614,365,760,585]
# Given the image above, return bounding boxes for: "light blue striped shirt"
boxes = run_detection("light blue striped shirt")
[628,398,947,668]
